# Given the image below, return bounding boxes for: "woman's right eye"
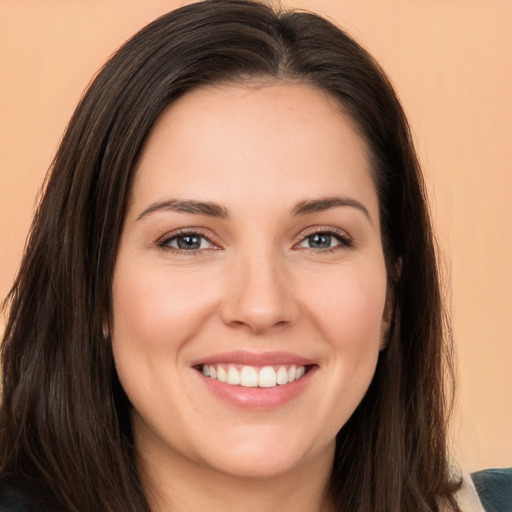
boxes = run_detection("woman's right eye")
[158,232,216,252]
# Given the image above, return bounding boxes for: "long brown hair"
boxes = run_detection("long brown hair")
[0,1,460,510]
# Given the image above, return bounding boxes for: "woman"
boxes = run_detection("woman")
[0,1,505,510]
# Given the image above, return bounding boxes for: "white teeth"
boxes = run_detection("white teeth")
[200,363,308,388]
[240,366,258,387]
[217,365,227,383]
[276,366,288,385]
[227,365,240,385]
[258,366,277,388]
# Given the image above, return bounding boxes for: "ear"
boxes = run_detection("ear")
[102,318,110,339]
[379,257,402,351]
[379,290,393,351]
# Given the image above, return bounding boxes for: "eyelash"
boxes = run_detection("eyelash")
[157,227,353,255]
[295,227,353,254]
[157,228,218,255]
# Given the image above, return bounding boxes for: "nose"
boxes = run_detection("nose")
[220,251,299,334]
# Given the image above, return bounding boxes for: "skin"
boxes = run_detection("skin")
[111,82,392,512]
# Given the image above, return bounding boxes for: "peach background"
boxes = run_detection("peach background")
[0,1,510,471]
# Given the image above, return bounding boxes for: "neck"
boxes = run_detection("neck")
[137,438,335,512]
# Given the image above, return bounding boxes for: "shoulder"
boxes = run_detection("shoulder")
[471,468,512,512]
[0,474,63,512]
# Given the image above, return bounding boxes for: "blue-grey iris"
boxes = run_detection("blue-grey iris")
[308,233,332,249]
[177,235,202,250]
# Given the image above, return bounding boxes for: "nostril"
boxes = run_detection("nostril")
[230,320,248,328]
[227,318,290,333]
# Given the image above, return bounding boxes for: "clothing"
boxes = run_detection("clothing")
[0,475,62,512]
[456,473,486,512]
[0,477,38,512]
[0,468,510,511]
[452,470,512,512]
[471,468,512,512]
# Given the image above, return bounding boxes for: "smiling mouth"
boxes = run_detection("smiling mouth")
[197,364,311,388]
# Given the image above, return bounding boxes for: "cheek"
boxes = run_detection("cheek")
[109,261,224,418]
[110,262,221,430]
[111,263,218,355]
[303,263,387,345]
[306,268,386,433]
[298,263,386,407]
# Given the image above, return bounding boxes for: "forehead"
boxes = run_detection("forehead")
[129,82,377,220]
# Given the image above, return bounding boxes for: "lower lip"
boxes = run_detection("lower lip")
[196,367,316,410]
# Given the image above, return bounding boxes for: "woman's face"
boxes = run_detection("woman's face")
[112,83,391,482]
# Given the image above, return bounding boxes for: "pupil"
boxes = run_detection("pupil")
[309,233,331,249]
[177,235,201,250]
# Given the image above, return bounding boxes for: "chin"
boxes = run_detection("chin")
[195,430,333,481]
[205,450,307,481]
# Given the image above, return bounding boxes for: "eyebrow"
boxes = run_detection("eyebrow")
[136,195,371,223]
[291,196,372,223]
[136,199,229,221]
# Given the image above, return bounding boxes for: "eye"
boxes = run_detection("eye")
[296,230,352,251]
[158,231,217,252]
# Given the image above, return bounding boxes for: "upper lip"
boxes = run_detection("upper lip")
[190,351,316,367]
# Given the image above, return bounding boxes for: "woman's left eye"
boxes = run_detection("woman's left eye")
[297,231,351,251]
[159,233,215,251]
